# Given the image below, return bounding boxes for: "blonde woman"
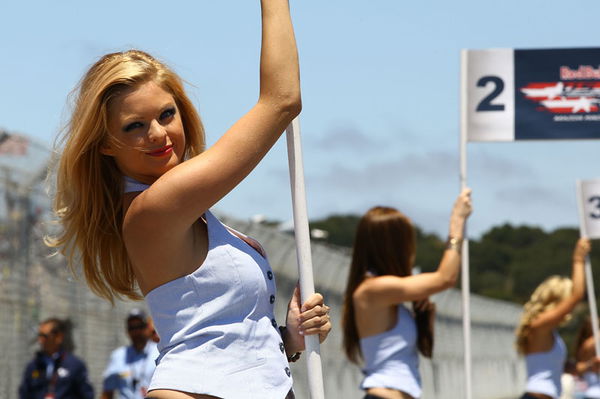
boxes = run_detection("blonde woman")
[516,238,591,399]
[47,1,331,398]
[342,189,472,399]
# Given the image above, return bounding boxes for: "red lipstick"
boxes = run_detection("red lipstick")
[147,145,173,157]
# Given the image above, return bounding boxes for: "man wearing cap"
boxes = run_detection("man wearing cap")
[101,309,159,399]
[18,318,94,399]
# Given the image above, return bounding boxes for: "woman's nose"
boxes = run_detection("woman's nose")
[147,119,167,142]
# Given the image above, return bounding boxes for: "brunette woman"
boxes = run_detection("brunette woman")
[342,189,472,399]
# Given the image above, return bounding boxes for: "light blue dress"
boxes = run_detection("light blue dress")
[125,178,293,398]
[360,304,421,399]
[583,371,600,398]
[524,331,567,399]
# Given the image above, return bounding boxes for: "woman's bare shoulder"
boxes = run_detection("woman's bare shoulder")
[353,276,395,307]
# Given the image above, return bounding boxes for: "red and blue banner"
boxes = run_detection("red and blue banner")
[464,47,600,142]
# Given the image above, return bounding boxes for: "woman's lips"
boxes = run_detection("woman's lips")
[146,145,173,157]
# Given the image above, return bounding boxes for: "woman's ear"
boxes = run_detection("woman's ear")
[99,139,115,156]
[99,145,114,156]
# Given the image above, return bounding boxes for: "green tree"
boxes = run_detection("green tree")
[309,214,361,248]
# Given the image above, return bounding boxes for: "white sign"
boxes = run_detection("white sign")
[463,48,515,142]
[578,179,600,239]
[462,47,600,142]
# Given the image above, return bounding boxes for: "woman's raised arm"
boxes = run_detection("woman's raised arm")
[529,238,590,331]
[131,0,301,230]
[356,189,473,306]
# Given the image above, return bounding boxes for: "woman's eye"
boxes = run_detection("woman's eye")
[124,122,143,132]
[160,107,176,120]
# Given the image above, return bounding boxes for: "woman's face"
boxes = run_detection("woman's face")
[103,80,186,183]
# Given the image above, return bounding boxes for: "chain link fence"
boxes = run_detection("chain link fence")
[0,132,145,399]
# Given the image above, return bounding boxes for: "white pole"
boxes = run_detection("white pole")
[459,49,473,399]
[285,117,325,399]
[577,180,600,357]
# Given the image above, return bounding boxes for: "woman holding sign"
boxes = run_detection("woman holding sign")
[574,317,600,399]
[342,189,472,399]
[515,238,591,399]
[46,1,331,398]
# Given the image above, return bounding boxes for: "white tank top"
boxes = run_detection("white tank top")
[584,371,600,398]
[359,304,421,398]
[125,179,293,398]
[524,331,566,399]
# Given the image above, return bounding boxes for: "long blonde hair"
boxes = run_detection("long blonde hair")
[46,50,205,303]
[515,275,573,354]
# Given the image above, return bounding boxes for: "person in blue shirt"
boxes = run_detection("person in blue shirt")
[102,309,159,399]
[18,318,94,399]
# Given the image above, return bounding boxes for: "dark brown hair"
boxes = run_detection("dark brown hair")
[575,316,593,355]
[41,317,75,352]
[342,206,435,363]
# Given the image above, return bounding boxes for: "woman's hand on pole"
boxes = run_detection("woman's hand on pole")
[571,237,591,301]
[449,188,473,239]
[573,238,591,265]
[284,284,332,354]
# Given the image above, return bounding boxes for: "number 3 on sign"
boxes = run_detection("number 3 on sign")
[578,180,600,240]
[590,196,600,219]
[476,76,505,112]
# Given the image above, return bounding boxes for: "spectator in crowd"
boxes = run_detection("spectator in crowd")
[102,309,159,399]
[18,318,94,399]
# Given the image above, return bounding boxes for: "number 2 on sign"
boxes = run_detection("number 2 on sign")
[476,76,505,112]
[590,196,600,219]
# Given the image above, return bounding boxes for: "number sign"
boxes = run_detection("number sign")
[578,179,600,239]
[464,48,600,142]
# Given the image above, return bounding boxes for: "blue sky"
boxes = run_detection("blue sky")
[1,0,599,238]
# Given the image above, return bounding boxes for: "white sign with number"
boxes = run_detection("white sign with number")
[578,179,600,239]
[463,49,515,142]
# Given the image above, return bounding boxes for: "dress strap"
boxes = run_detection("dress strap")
[124,176,151,193]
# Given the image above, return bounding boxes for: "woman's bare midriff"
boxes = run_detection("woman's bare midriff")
[523,393,552,399]
[366,387,414,399]
[148,389,295,399]
[147,390,220,399]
